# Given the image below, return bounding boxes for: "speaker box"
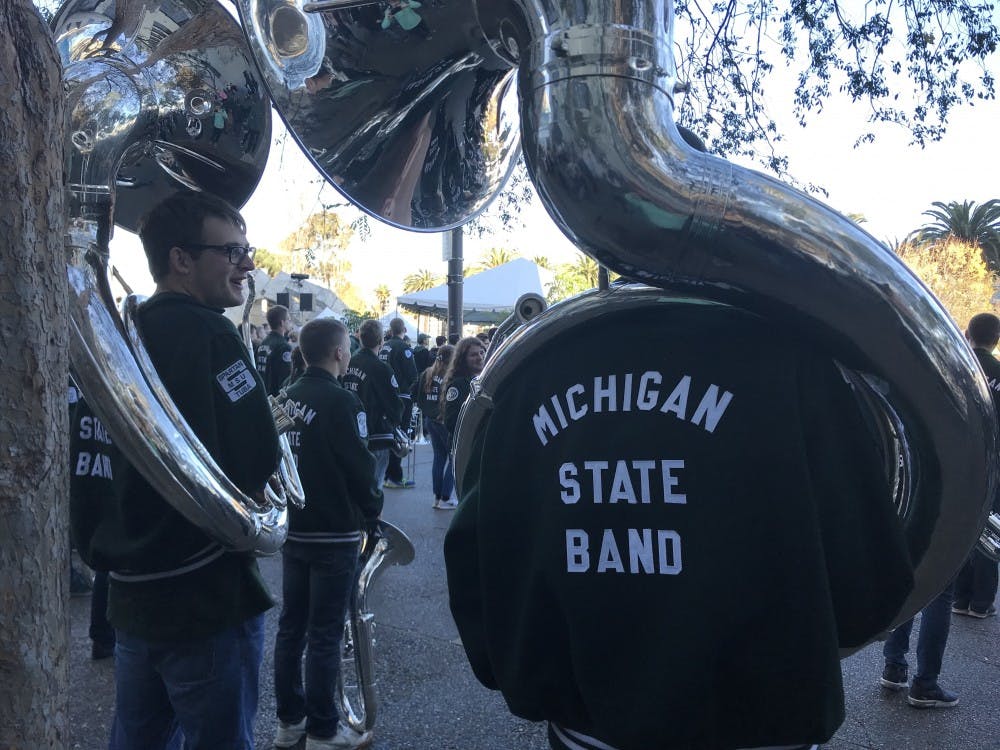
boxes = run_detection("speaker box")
[300,293,313,312]
[276,292,290,308]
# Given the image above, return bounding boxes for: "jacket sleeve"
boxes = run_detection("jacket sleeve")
[266,342,292,396]
[800,356,914,647]
[443,421,497,689]
[392,344,418,394]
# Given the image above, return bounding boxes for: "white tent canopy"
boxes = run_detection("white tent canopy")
[397,258,551,324]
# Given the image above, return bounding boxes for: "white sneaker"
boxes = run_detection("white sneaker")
[432,499,442,509]
[305,722,373,749]
[274,717,306,747]
[440,498,458,510]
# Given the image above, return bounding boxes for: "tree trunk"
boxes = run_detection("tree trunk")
[0,1,69,747]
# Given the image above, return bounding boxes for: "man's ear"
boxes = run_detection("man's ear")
[168,246,194,276]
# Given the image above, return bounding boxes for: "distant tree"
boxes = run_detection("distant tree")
[374,284,391,316]
[547,253,603,302]
[909,200,1000,272]
[402,269,443,293]
[253,247,283,276]
[846,213,868,226]
[532,255,553,270]
[468,247,520,276]
[673,0,999,174]
[896,239,999,328]
[280,208,362,306]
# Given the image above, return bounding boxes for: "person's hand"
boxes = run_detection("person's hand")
[364,516,383,542]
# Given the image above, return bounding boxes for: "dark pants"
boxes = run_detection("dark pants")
[954,549,998,612]
[90,570,115,648]
[883,580,954,687]
[427,420,454,500]
[110,614,264,750]
[385,399,413,483]
[274,541,359,739]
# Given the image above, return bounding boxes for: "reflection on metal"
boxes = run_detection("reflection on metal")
[56,0,290,555]
[338,521,415,733]
[53,0,271,230]
[233,0,521,230]
[488,0,996,634]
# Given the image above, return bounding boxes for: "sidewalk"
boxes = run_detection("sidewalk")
[69,445,1000,749]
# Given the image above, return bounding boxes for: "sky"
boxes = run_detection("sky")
[109,72,1000,303]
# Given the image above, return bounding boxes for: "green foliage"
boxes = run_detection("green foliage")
[279,208,360,304]
[402,269,443,293]
[467,247,521,276]
[896,238,999,327]
[909,199,1000,272]
[253,247,283,276]
[673,0,998,173]
[374,284,391,315]
[547,253,612,302]
[465,157,535,238]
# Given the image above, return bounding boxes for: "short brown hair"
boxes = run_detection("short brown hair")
[298,318,348,365]
[389,317,405,335]
[359,319,383,349]
[266,305,289,329]
[967,313,1000,348]
[138,192,246,282]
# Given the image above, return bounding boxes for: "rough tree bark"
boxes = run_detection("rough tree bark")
[0,0,69,747]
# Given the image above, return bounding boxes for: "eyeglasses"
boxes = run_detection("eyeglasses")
[183,243,256,265]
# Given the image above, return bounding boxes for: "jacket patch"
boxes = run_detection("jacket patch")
[391,375,399,389]
[282,350,292,363]
[357,412,368,439]
[216,360,257,403]
[404,349,413,358]
[446,386,460,402]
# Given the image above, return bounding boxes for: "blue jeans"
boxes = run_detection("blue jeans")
[110,614,264,750]
[273,542,359,739]
[373,448,390,491]
[883,581,954,687]
[90,570,115,648]
[427,420,454,500]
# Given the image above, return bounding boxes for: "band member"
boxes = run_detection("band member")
[954,312,1000,618]
[258,304,293,396]
[71,193,280,750]
[440,336,486,444]
[273,318,383,750]
[343,319,403,490]
[416,344,455,509]
[380,318,418,488]
[445,301,914,750]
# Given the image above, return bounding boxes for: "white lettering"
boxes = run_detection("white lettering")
[628,528,654,573]
[597,529,625,573]
[608,460,638,504]
[566,384,588,421]
[583,461,609,503]
[533,404,559,446]
[691,385,734,433]
[660,375,691,419]
[657,530,682,574]
[661,460,686,504]
[566,530,589,572]
[636,371,661,410]
[559,463,580,504]
[594,375,617,412]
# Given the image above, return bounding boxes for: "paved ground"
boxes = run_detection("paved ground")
[69,446,1000,750]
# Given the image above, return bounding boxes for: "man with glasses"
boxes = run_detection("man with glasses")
[73,192,280,750]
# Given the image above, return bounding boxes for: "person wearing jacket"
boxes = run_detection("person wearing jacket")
[71,193,280,750]
[440,336,486,444]
[380,318,418,488]
[416,344,455,509]
[342,319,403,491]
[445,303,914,750]
[272,318,383,750]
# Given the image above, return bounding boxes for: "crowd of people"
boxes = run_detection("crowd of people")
[67,191,999,750]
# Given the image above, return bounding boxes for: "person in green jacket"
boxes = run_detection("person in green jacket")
[72,192,280,750]
[273,318,383,750]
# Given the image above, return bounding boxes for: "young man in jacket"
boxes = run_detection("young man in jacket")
[257,304,293,396]
[379,317,418,488]
[72,192,280,750]
[343,319,403,491]
[273,318,383,750]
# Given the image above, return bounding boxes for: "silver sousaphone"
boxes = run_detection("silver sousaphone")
[233,0,996,636]
[54,0,300,554]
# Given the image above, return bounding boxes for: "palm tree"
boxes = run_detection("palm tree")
[373,285,391,316]
[468,246,520,275]
[909,199,1000,271]
[402,269,442,293]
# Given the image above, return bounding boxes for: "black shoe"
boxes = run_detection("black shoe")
[91,641,114,660]
[951,601,970,615]
[907,682,959,708]
[879,663,908,690]
[968,605,997,618]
